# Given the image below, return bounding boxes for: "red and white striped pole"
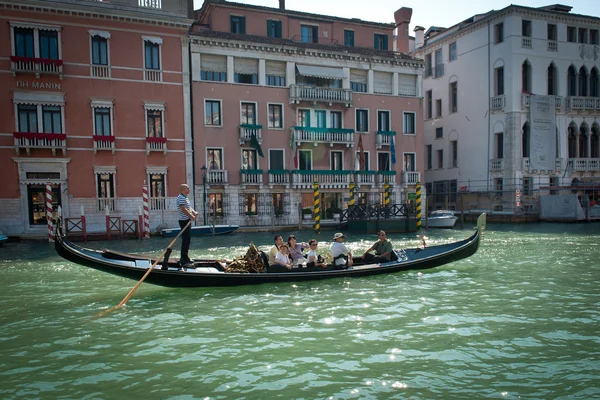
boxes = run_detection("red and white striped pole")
[142,182,150,238]
[138,206,144,240]
[46,183,54,242]
[81,205,87,242]
[105,204,110,240]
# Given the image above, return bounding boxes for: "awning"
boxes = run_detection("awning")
[296,64,346,80]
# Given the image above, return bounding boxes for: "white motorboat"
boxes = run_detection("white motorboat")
[424,210,458,228]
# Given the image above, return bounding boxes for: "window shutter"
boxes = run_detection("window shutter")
[240,17,246,34]
[383,35,388,50]
[201,54,227,72]
[234,57,258,74]
[276,21,282,38]
[265,60,286,76]
[374,34,378,49]
[398,74,417,96]
[266,19,271,35]
[350,69,367,83]
[373,71,392,94]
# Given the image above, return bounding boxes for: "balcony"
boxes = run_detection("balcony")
[13,132,66,156]
[490,159,504,172]
[521,94,562,111]
[522,157,564,172]
[146,137,167,155]
[241,169,263,186]
[403,171,421,185]
[93,135,115,154]
[91,65,110,78]
[375,131,396,149]
[376,170,396,187]
[522,37,532,49]
[144,69,162,82]
[207,169,228,185]
[568,158,600,172]
[268,170,290,187]
[490,95,505,112]
[292,126,354,147]
[355,170,376,187]
[547,40,557,52]
[291,170,353,189]
[566,97,600,112]
[289,85,353,107]
[10,56,63,79]
[239,124,263,145]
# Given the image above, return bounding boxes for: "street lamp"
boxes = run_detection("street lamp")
[201,165,207,225]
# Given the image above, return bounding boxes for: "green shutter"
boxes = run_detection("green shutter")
[241,17,246,34]
[276,21,282,38]
[383,35,388,50]
[374,34,378,49]
[266,20,271,36]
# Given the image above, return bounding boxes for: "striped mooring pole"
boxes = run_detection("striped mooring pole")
[349,181,355,206]
[416,181,422,231]
[384,180,390,207]
[46,183,54,242]
[142,182,150,238]
[313,180,320,235]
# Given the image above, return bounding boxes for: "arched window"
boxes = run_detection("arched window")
[522,60,531,92]
[591,125,599,159]
[568,66,577,96]
[591,67,599,97]
[579,124,588,158]
[522,121,530,157]
[547,63,557,95]
[579,67,588,97]
[568,123,577,158]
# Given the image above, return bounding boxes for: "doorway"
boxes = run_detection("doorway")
[27,184,61,225]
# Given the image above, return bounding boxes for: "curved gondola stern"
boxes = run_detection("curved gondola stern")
[476,212,486,239]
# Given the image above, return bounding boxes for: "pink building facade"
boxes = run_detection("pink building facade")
[0,0,193,235]
[190,0,424,226]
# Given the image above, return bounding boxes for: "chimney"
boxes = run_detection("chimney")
[279,0,285,10]
[394,7,412,53]
[414,26,425,48]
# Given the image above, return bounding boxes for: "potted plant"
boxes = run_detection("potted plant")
[302,207,312,220]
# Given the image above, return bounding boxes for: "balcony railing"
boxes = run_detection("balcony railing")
[146,137,167,155]
[13,132,66,156]
[144,69,162,82]
[522,157,564,172]
[150,197,168,211]
[241,169,263,185]
[239,124,263,145]
[207,169,228,185]
[403,171,420,185]
[91,65,110,78]
[521,94,563,111]
[522,37,532,49]
[568,158,600,171]
[10,56,63,78]
[138,0,161,8]
[93,135,116,154]
[268,170,290,186]
[355,170,376,187]
[491,95,505,111]
[292,126,354,147]
[566,97,600,112]
[376,171,396,187]
[490,159,504,171]
[375,131,396,148]
[291,170,353,189]
[548,40,557,52]
[289,85,353,107]
[97,198,116,212]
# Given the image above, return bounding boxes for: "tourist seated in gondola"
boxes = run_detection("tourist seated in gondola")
[287,235,309,265]
[268,235,284,266]
[306,239,326,268]
[272,243,292,271]
[362,230,393,263]
[330,232,353,269]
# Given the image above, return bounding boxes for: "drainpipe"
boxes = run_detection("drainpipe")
[487,21,491,191]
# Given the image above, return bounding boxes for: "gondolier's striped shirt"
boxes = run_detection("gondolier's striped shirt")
[176,193,191,220]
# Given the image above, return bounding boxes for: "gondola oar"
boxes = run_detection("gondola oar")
[96,220,192,318]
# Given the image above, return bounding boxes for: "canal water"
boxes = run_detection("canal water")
[0,223,598,399]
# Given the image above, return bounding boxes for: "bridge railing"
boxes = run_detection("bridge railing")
[340,203,412,222]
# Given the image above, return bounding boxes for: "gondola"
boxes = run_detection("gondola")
[54,214,485,288]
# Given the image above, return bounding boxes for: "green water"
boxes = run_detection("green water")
[0,224,599,399]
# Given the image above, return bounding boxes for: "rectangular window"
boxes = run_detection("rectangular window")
[266,75,285,86]
[523,177,532,196]
[39,30,59,60]
[269,149,284,170]
[403,112,415,135]
[522,20,532,37]
[273,193,285,215]
[144,41,160,70]
[97,173,115,210]
[495,178,503,193]
[578,28,587,44]
[351,82,367,92]
[374,34,388,50]
[230,16,246,34]
[426,90,432,119]
[355,151,370,171]
[449,82,458,113]
[450,140,457,168]
[547,24,557,40]
[42,105,61,133]
[494,23,504,44]
[299,150,312,170]
[496,132,504,159]
[266,19,282,38]
[242,149,258,170]
[549,176,558,195]
[377,110,390,132]
[149,173,165,198]
[344,30,355,46]
[426,145,432,169]
[298,109,310,127]
[436,99,442,118]
[201,70,226,82]
[205,100,222,126]
[147,110,163,138]
[207,148,223,169]
[91,36,108,65]
[330,151,343,170]
[495,67,504,95]
[567,26,577,42]
[356,109,369,132]
[435,127,443,139]
[234,73,258,84]
[94,108,111,136]
[301,25,318,43]
[403,153,416,172]
[425,54,432,77]
[209,193,224,217]
[268,104,283,129]
[377,152,390,171]
[449,42,457,61]
[242,193,257,215]
[18,104,38,132]
[315,110,327,128]
[590,29,599,45]
[241,102,256,125]
[14,27,34,58]
[435,49,443,77]
[437,149,444,169]
[329,111,342,129]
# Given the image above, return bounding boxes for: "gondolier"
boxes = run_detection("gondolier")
[177,184,198,266]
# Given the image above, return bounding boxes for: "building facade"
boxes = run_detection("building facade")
[413,4,600,212]
[0,0,194,235]
[190,0,424,227]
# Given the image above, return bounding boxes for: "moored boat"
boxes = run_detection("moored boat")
[161,224,239,237]
[425,210,458,228]
[54,214,486,288]
[0,234,7,245]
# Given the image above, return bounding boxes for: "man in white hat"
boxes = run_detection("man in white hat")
[330,232,353,268]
